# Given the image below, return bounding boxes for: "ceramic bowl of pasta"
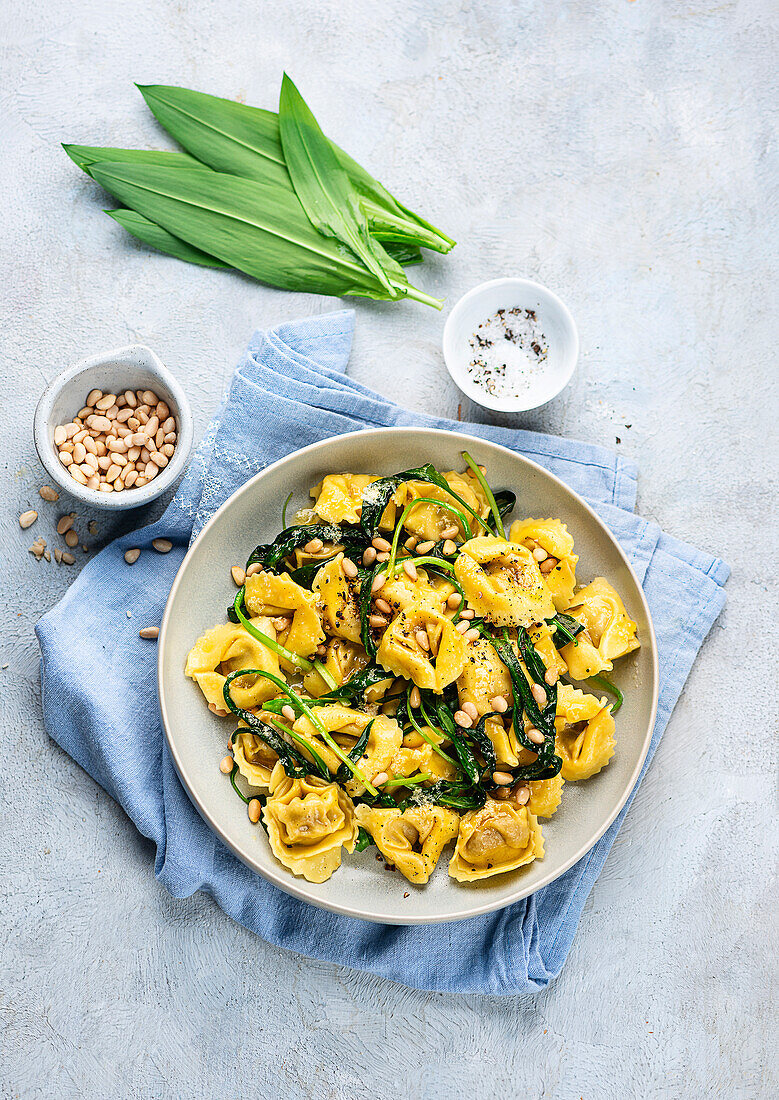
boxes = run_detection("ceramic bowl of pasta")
[159,428,658,924]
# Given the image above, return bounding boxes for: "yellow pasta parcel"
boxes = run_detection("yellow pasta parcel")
[449,800,544,881]
[244,570,325,660]
[310,473,378,525]
[263,762,358,883]
[185,617,283,710]
[377,602,467,692]
[554,684,615,780]
[455,536,555,628]
[292,704,403,796]
[560,577,640,679]
[355,804,460,884]
[312,554,362,644]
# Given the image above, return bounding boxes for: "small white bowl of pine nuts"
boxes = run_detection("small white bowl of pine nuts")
[33,344,193,510]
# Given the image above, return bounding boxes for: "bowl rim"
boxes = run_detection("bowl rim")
[442,276,580,413]
[158,425,659,925]
[33,343,194,511]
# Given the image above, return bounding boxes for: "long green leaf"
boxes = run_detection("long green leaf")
[278,73,398,296]
[63,144,200,177]
[89,162,441,307]
[137,84,454,252]
[105,208,230,267]
[64,145,422,268]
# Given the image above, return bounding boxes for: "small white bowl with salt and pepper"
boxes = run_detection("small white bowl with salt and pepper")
[442,277,579,413]
[34,344,193,511]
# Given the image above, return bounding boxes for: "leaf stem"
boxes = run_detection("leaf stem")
[462,451,505,538]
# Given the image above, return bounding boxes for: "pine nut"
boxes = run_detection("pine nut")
[405,536,418,550]
[490,695,509,713]
[123,470,138,488]
[456,618,470,634]
[372,772,389,787]
[152,538,173,554]
[98,484,114,493]
[56,515,74,535]
[409,685,421,708]
[372,536,392,552]
[83,435,97,455]
[282,705,296,723]
[220,755,234,774]
[129,433,147,447]
[248,799,262,823]
[415,629,430,651]
[246,562,262,577]
[64,529,79,548]
[72,441,86,464]
[446,592,462,608]
[527,727,545,745]
[117,407,133,423]
[531,683,547,707]
[86,389,102,407]
[59,450,73,466]
[545,669,558,686]
[19,510,38,529]
[303,538,323,553]
[140,449,151,464]
[127,418,140,430]
[124,548,141,564]
[87,476,100,490]
[162,417,176,433]
[160,443,175,458]
[376,551,389,562]
[492,770,514,786]
[69,466,87,485]
[144,462,159,480]
[539,557,558,574]
[443,539,457,556]
[163,432,177,445]
[95,393,115,411]
[153,428,164,449]
[104,405,120,419]
[116,394,127,408]
[462,701,479,722]
[139,626,159,639]
[416,540,435,554]
[231,566,245,586]
[514,785,530,806]
[72,429,88,444]
[142,390,158,405]
[441,525,459,539]
[459,608,475,620]
[144,415,160,437]
[90,415,112,432]
[53,425,67,446]
[464,628,480,643]
[454,709,473,728]
[97,455,111,471]
[150,451,168,468]
[64,422,79,439]
[371,573,386,594]
[127,446,141,461]
[402,560,418,581]
[95,440,107,457]
[369,614,388,629]
[363,547,377,566]
[105,464,122,483]
[107,438,127,454]
[38,485,59,502]
[532,546,548,562]
[54,547,62,564]
[374,597,392,615]
[61,551,75,565]
[124,390,137,407]
[341,556,359,579]
[271,616,291,632]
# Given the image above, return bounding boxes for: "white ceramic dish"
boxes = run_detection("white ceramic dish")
[442,277,579,413]
[158,427,657,925]
[33,344,194,511]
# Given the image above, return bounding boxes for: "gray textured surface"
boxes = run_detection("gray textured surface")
[1,0,776,1097]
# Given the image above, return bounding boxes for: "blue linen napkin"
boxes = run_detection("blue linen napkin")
[36,310,729,996]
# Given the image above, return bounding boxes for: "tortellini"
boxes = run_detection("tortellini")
[456,638,520,766]
[302,637,370,697]
[382,470,487,540]
[455,536,555,628]
[310,473,378,525]
[232,721,279,792]
[560,577,640,679]
[185,618,282,710]
[449,800,544,881]
[554,684,615,780]
[292,705,403,796]
[510,518,578,611]
[355,804,460,884]
[527,773,564,818]
[377,602,467,692]
[244,571,325,659]
[389,738,458,783]
[263,762,358,883]
[312,554,362,644]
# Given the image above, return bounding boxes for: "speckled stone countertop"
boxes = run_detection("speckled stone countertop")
[1,1,775,1096]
